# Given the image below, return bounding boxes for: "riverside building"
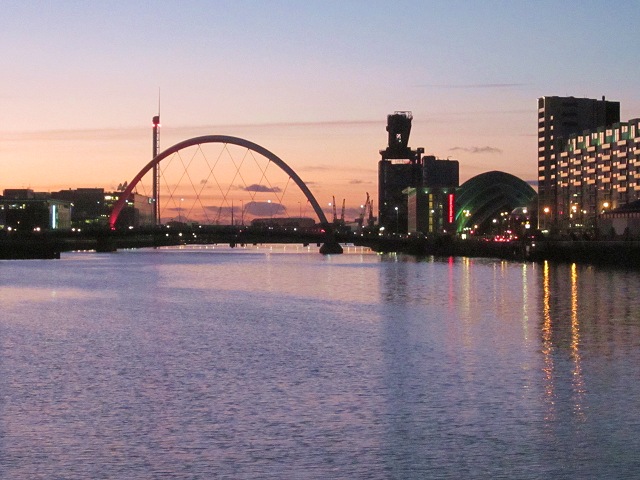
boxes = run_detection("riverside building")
[0,189,71,231]
[554,119,640,232]
[405,155,459,235]
[378,112,423,233]
[51,188,154,229]
[378,112,459,235]
[537,95,627,232]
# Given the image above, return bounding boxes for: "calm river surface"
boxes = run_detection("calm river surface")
[1,245,640,479]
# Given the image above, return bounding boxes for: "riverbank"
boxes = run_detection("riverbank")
[368,236,640,267]
[527,239,640,266]
[3,230,640,267]
[0,234,61,259]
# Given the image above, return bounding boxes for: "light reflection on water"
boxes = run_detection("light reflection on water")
[1,249,640,478]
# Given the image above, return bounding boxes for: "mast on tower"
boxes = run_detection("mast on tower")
[152,93,160,225]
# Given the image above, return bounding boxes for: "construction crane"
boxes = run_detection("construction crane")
[357,192,376,232]
[367,195,375,228]
[357,193,369,229]
[332,195,338,224]
[340,198,345,224]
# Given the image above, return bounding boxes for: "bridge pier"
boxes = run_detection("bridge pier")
[319,241,343,255]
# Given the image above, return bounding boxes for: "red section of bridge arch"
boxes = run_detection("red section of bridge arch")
[109,135,330,230]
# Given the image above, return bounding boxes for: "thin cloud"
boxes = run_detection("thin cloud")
[418,83,527,89]
[299,165,334,172]
[408,110,529,125]
[344,206,364,220]
[0,127,147,142]
[243,184,282,193]
[449,146,503,154]
[243,201,286,217]
[195,202,287,217]
[300,164,370,173]
[349,179,373,185]
[0,118,380,143]
[180,119,380,130]
[202,205,241,214]
[430,109,530,116]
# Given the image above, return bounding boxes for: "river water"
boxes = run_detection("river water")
[1,245,639,479]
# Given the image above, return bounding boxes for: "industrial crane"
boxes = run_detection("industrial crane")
[357,193,369,228]
[368,197,375,228]
[332,195,338,224]
[357,192,376,232]
[331,196,346,226]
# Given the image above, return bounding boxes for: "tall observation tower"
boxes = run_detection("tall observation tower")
[378,112,423,233]
[152,114,160,225]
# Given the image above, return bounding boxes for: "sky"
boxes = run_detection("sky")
[1,0,640,221]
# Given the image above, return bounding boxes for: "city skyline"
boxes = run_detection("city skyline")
[2,1,639,213]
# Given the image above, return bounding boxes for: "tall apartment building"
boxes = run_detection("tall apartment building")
[553,119,640,231]
[537,96,619,227]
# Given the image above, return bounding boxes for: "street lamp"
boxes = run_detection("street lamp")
[395,206,399,235]
[543,206,550,230]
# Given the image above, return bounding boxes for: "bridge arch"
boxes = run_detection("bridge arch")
[109,135,330,230]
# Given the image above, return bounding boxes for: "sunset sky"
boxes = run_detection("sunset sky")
[2,1,639,220]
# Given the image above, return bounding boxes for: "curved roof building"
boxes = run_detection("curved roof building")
[456,171,537,233]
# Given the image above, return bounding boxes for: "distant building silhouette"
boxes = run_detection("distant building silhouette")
[405,156,459,234]
[250,217,316,229]
[51,188,154,229]
[51,188,110,228]
[0,187,154,232]
[0,189,71,231]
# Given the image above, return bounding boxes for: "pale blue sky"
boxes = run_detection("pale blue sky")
[1,1,639,206]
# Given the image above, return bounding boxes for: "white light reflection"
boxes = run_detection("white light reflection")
[541,261,555,422]
[521,263,529,343]
[570,263,586,420]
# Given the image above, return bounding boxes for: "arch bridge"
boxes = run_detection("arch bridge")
[109,135,342,254]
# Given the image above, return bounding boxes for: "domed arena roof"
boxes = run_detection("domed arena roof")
[456,171,537,233]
